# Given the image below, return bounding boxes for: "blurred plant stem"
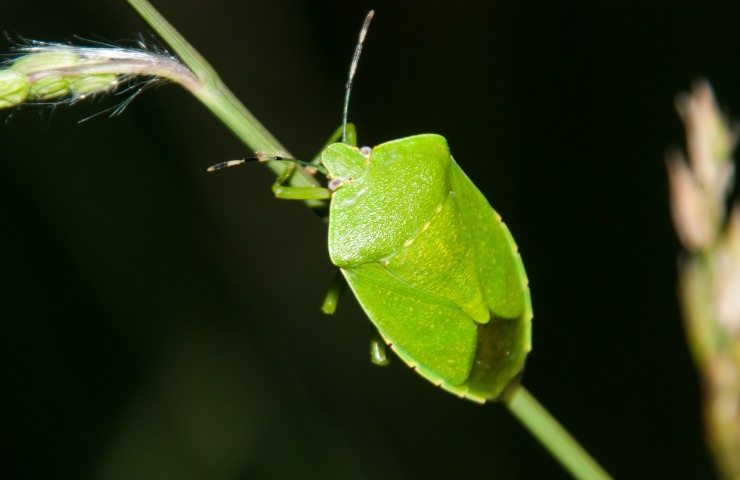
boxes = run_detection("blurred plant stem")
[667,80,740,479]
[506,387,611,480]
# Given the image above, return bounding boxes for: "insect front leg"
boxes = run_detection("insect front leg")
[311,123,358,163]
[343,123,358,147]
[272,122,356,198]
[272,163,332,200]
[303,123,358,175]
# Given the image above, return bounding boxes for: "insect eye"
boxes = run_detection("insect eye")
[328,178,344,191]
[360,146,372,157]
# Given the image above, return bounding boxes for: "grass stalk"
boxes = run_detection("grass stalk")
[506,386,612,480]
[126,0,326,210]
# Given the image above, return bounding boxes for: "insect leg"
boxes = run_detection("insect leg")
[321,269,347,314]
[345,123,358,147]
[272,162,332,200]
[309,123,358,169]
[369,329,390,366]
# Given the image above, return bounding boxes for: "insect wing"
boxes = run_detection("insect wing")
[447,159,532,399]
[341,263,478,388]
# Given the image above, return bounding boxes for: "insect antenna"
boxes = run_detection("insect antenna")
[342,10,375,144]
[207,155,327,174]
[206,159,247,172]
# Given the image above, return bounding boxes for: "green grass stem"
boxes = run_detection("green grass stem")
[126,0,325,211]
[506,386,612,480]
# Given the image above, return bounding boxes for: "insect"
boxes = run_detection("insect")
[211,11,532,403]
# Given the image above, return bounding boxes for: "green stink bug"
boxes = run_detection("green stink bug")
[323,134,532,402]
[213,11,532,403]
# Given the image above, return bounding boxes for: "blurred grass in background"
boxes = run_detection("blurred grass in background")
[3,0,740,478]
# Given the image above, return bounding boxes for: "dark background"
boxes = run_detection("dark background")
[1,0,737,478]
